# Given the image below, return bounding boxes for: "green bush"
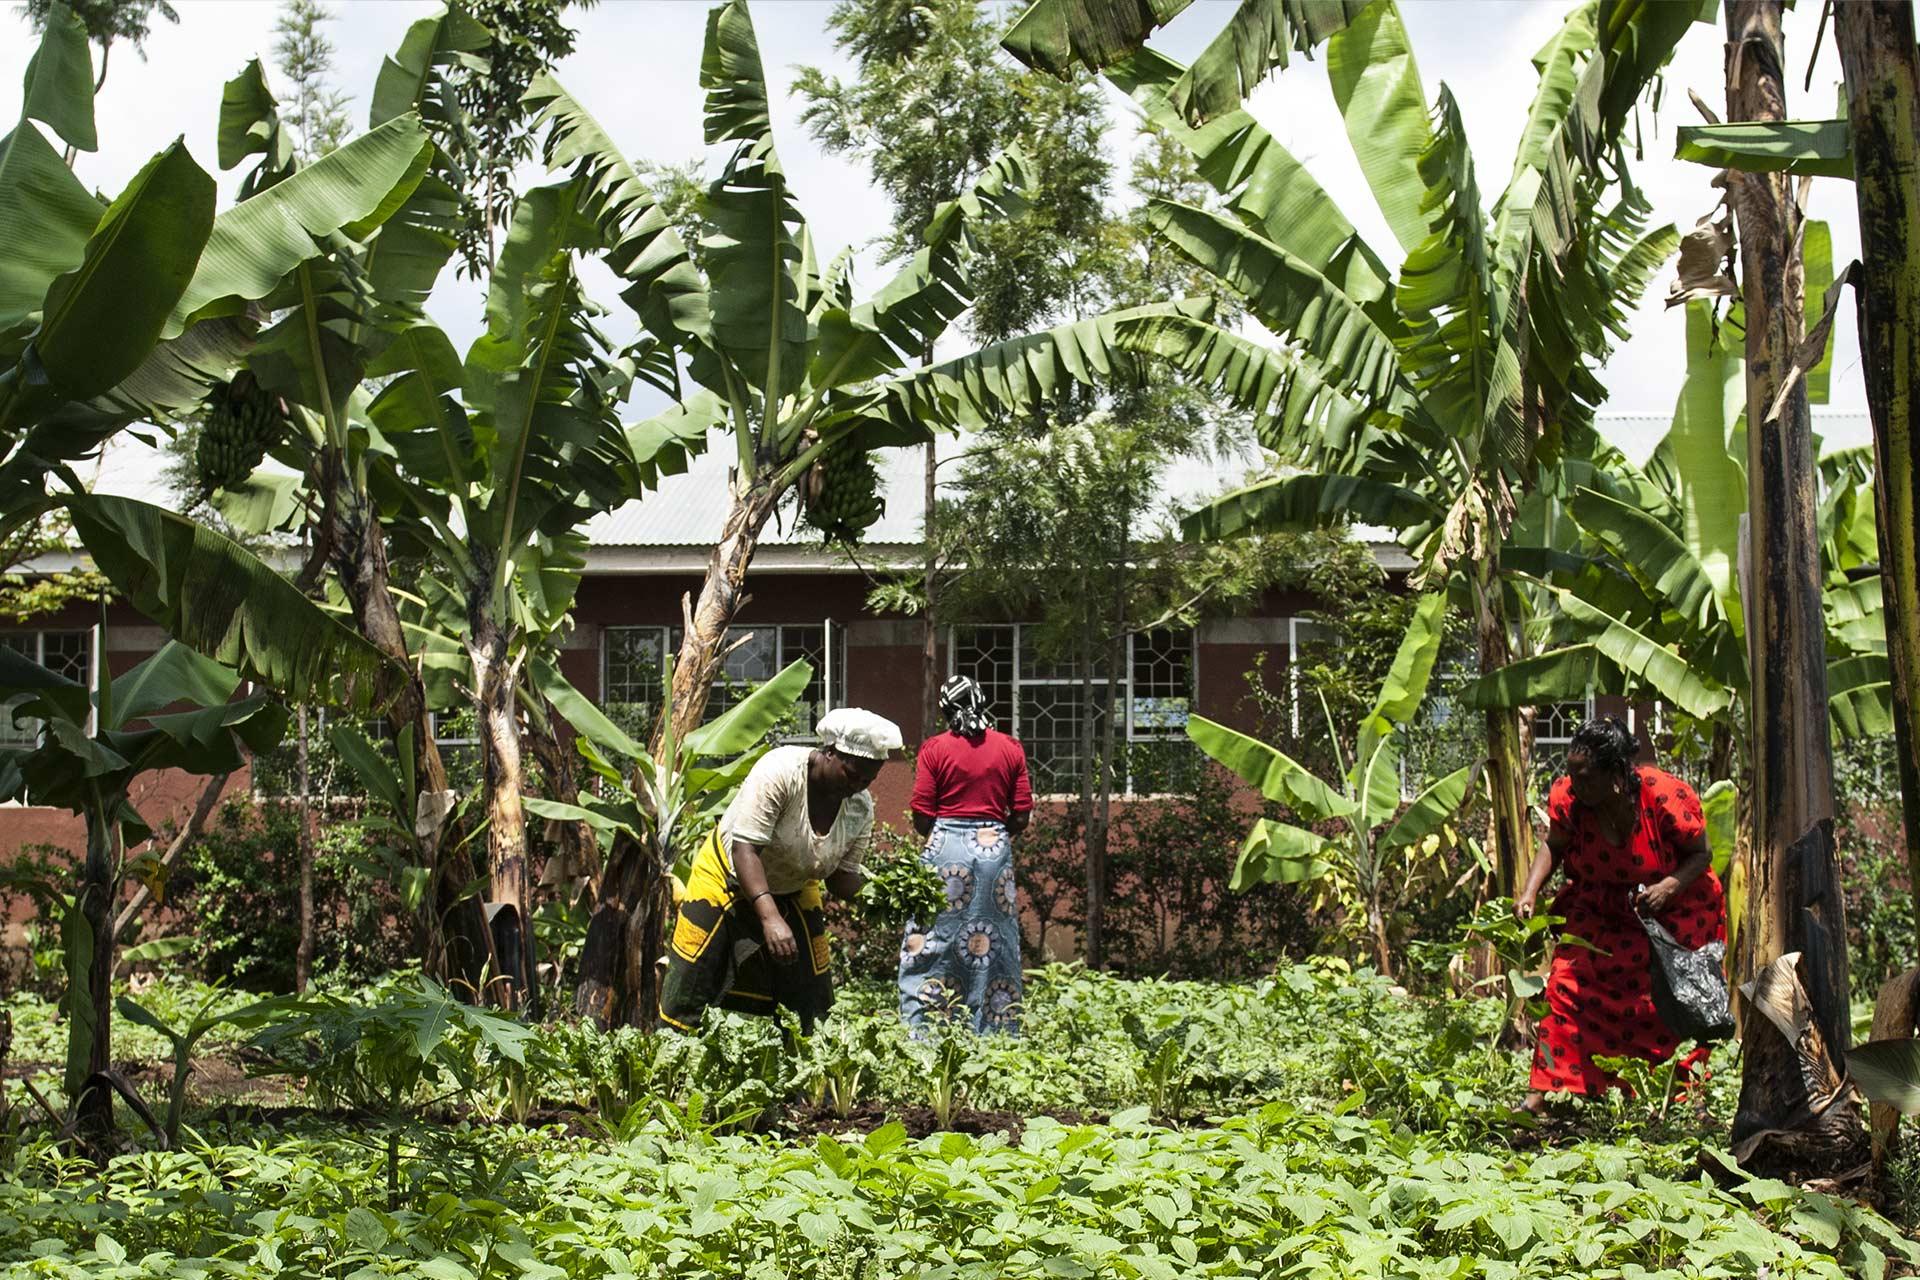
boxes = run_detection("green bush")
[175,797,413,991]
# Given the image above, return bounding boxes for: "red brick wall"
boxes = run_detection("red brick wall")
[0,572,1323,867]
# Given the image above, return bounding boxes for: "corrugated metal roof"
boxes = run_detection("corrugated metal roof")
[581,431,1270,548]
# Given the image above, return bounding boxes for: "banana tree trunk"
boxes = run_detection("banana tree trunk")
[527,704,599,890]
[1472,548,1532,897]
[470,608,532,1012]
[575,830,671,1029]
[1366,882,1393,980]
[1834,1,1920,939]
[70,790,121,1141]
[328,471,493,996]
[657,473,783,749]
[1723,0,1854,1155]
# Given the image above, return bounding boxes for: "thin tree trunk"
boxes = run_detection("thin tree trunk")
[114,771,230,942]
[294,704,316,994]
[1834,1,1920,939]
[1473,549,1532,897]
[656,474,782,750]
[1078,569,1104,969]
[470,607,532,1012]
[1367,878,1393,979]
[922,439,941,740]
[71,790,121,1141]
[1091,501,1128,975]
[1723,0,1853,1155]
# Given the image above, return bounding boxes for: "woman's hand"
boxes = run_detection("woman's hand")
[1635,876,1682,916]
[1513,892,1538,920]
[758,902,799,964]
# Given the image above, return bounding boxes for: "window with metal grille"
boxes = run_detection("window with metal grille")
[1534,699,1592,748]
[605,623,846,742]
[1286,617,1336,738]
[0,629,94,746]
[948,624,1195,797]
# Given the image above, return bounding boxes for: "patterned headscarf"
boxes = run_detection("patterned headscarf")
[939,675,994,737]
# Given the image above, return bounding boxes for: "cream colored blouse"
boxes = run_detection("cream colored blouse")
[720,745,874,895]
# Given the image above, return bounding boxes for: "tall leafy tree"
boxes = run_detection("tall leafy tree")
[441,0,598,275]
[796,0,1083,738]
[1072,0,1705,899]
[272,0,351,163]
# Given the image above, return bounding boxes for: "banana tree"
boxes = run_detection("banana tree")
[165,8,529,996]
[359,186,713,1008]
[1187,593,1473,977]
[1075,0,1706,897]
[536,0,1213,752]
[0,640,286,1139]
[0,2,435,540]
[529,657,812,1026]
[1461,300,1889,753]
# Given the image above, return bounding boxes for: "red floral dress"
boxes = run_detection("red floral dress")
[1531,767,1725,1095]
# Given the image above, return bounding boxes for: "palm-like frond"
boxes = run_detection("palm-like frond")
[1000,0,1200,78]
[1105,50,1393,312]
[166,114,434,338]
[1180,471,1440,541]
[0,142,214,430]
[1148,201,1407,411]
[1324,1,1432,256]
[878,298,1212,431]
[1172,0,1371,126]
[465,183,634,557]
[697,2,807,404]
[1395,88,1505,451]
[524,73,710,353]
[65,493,408,714]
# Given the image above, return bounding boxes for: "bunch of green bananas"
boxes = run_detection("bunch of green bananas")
[802,442,884,545]
[195,370,288,494]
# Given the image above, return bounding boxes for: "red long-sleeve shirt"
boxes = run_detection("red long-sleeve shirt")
[911,728,1033,822]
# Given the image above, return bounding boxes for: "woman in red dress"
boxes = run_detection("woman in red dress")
[1514,716,1724,1113]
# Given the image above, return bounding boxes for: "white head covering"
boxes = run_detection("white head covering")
[816,708,903,760]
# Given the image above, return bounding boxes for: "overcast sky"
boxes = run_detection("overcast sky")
[4,0,1871,463]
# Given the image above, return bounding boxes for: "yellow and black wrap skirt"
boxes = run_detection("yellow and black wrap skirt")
[659,828,835,1032]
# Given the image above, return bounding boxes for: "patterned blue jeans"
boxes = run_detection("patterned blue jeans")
[897,818,1022,1034]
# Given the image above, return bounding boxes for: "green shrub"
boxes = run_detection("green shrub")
[175,797,413,991]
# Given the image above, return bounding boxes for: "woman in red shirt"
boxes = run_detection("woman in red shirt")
[1515,715,1725,1113]
[897,676,1033,1033]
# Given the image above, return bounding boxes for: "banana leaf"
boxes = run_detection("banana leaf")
[1379,763,1474,855]
[1186,713,1353,821]
[1229,817,1334,892]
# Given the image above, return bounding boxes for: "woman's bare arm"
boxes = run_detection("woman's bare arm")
[730,840,798,963]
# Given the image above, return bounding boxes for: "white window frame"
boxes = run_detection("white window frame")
[1533,691,1597,749]
[945,623,1196,798]
[602,621,846,741]
[0,627,100,806]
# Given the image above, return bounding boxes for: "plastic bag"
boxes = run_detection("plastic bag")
[1636,895,1735,1043]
